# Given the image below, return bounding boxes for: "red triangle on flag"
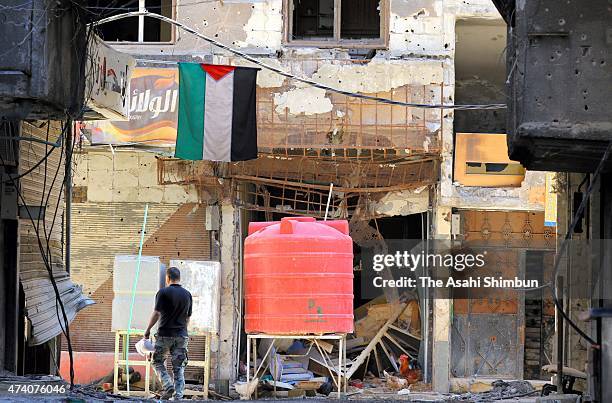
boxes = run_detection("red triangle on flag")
[200,64,236,81]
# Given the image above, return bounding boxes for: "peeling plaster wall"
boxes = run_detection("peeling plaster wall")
[109,0,459,119]
[372,188,429,216]
[454,0,501,19]
[218,202,240,382]
[274,86,333,115]
[440,170,548,211]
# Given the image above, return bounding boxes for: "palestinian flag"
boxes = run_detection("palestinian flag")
[175,63,259,161]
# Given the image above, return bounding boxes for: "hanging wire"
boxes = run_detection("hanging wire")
[91,11,507,111]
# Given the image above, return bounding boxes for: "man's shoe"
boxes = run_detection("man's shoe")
[160,387,175,400]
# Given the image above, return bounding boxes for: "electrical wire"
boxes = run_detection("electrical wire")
[547,142,612,347]
[0,141,60,184]
[0,120,77,386]
[0,1,93,388]
[38,121,78,388]
[91,11,507,111]
[84,0,220,11]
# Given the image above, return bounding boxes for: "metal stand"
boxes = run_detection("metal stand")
[246,334,347,399]
[113,330,152,397]
[113,330,211,399]
[183,333,211,399]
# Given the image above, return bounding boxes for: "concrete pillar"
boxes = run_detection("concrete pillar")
[432,205,452,393]
[217,201,241,383]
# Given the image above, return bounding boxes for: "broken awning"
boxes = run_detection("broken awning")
[21,271,95,346]
[21,275,95,346]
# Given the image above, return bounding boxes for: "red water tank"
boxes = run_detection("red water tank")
[244,217,354,335]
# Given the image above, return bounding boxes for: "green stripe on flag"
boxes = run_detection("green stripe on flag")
[176,63,206,160]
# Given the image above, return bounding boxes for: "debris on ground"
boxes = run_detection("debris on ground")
[449,379,537,402]
[384,370,409,390]
[0,374,131,401]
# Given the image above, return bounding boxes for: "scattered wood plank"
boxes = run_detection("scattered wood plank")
[373,346,382,378]
[345,337,366,350]
[295,380,324,390]
[345,303,409,379]
[316,340,334,354]
[383,332,413,358]
[388,324,421,340]
[379,339,398,372]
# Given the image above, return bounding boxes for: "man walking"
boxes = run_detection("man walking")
[144,267,193,400]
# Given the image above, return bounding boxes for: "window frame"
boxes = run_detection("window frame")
[102,0,176,45]
[283,0,389,49]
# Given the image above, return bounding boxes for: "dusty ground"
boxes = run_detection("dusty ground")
[0,374,551,402]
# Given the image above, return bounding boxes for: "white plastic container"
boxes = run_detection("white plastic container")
[112,255,165,331]
[169,260,221,334]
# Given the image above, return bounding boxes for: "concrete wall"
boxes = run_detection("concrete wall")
[73,150,200,204]
[68,149,230,384]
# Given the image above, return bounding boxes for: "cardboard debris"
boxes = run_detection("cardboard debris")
[295,380,325,390]
[273,389,305,398]
[316,340,334,354]
[262,380,293,390]
[346,337,367,350]
[355,300,421,342]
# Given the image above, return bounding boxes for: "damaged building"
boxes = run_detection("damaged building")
[45,0,577,399]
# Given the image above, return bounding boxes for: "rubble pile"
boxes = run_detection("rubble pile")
[450,380,536,402]
[235,298,427,399]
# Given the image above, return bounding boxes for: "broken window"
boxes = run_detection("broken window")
[90,0,174,43]
[287,0,385,47]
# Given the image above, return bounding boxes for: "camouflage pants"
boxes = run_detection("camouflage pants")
[152,336,189,398]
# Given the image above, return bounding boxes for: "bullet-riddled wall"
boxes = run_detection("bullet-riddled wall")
[88,0,509,389]
[66,149,225,381]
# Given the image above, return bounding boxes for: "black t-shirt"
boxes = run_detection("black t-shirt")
[154,284,193,337]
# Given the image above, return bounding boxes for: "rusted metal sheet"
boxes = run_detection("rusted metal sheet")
[452,210,556,379]
[250,59,442,155]
[232,155,438,191]
[462,210,556,249]
[452,314,522,378]
[232,155,437,218]
[454,133,525,187]
[19,121,94,345]
[157,158,217,186]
